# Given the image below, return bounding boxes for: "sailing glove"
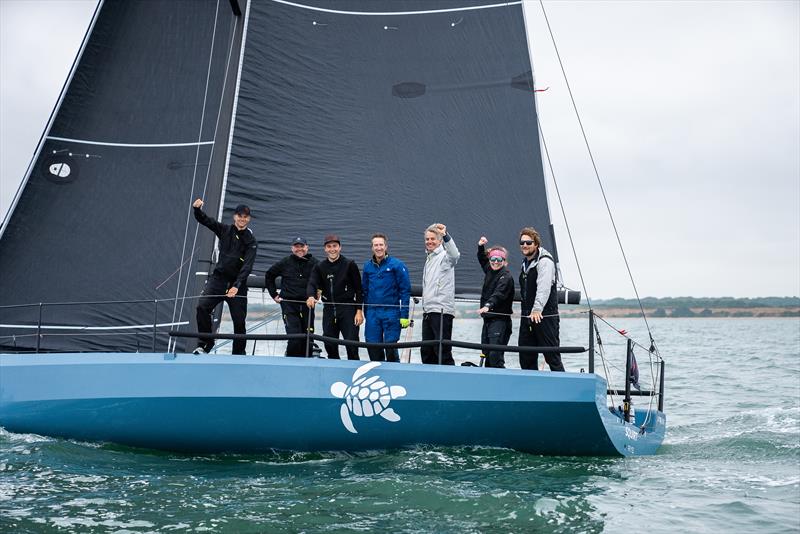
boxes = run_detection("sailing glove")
[400,318,410,329]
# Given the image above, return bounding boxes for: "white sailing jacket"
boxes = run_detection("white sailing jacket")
[422,235,460,315]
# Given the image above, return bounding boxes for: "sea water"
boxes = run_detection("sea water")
[1,317,798,533]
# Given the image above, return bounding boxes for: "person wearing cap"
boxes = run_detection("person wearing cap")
[476,237,515,368]
[305,234,364,360]
[192,198,257,355]
[362,233,411,362]
[265,236,318,356]
[421,223,460,365]
[518,227,564,371]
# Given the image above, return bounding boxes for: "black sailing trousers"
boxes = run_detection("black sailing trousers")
[481,317,512,368]
[421,312,455,365]
[281,301,315,357]
[322,304,360,360]
[196,274,248,355]
[518,315,565,371]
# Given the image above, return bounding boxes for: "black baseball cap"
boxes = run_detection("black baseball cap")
[291,236,308,246]
[234,204,251,216]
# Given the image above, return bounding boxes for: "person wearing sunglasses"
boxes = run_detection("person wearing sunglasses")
[518,227,564,372]
[476,237,515,368]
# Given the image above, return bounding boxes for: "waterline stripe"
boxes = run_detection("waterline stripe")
[46,136,214,148]
[0,321,189,331]
[270,0,521,16]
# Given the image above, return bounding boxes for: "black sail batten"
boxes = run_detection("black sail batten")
[225,0,556,293]
[0,1,245,352]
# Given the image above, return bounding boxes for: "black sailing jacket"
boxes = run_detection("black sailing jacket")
[306,255,363,304]
[477,245,515,317]
[265,253,318,301]
[193,207,257,289]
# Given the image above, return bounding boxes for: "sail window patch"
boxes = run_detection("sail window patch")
[50,163,71,178]
[42,154,78,184]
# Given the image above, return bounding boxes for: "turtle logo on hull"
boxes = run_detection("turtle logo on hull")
[330,362,407,434]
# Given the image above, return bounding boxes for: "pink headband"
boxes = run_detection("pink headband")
[488,249,507,260]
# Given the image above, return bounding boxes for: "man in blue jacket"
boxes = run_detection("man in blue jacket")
[362,233,411,362]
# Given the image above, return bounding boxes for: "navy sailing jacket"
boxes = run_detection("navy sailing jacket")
[193,207,257,289]
[362,255,411,319]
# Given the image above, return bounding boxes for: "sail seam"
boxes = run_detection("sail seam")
[269,0,521,16]
[45,136,214,148]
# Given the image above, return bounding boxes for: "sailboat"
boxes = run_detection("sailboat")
[0,0,665,456]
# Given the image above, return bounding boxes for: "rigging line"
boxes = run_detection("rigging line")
[175,12,240,334]
[538,0,655,345]
[154,246,200,291]
[593,312,662,360]
[537,118,592,308]
[171,0,223,329]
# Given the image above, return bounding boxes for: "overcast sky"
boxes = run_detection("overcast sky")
[1,0,798,299]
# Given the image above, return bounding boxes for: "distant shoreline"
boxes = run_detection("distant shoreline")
[573,296,800,318]
[559,307,800,319]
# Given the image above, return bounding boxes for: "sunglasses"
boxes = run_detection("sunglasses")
[489,257,505,263]
[519,240,534,246]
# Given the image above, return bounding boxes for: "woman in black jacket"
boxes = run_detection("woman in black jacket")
[476,237,515,368]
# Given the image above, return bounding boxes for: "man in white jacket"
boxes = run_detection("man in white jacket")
[421,223,460,365]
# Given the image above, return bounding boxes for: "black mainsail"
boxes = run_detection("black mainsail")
[1,0,555,351]
[226,0,554,290]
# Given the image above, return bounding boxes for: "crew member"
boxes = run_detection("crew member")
[362,233,411,362]
[518,227,564,371]
[421,223,460,365]
[192,199,257,355]
[306,234,364,360]
[265,237,318,357]
[476,237,514,368]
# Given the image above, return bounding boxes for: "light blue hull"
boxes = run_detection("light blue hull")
[0,353,665,456]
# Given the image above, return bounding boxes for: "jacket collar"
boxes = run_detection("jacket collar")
[426,244,443,257]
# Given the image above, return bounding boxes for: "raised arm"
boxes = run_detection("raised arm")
[437,224,460,266]
[192,198,224,238]
[477,236,489,273]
